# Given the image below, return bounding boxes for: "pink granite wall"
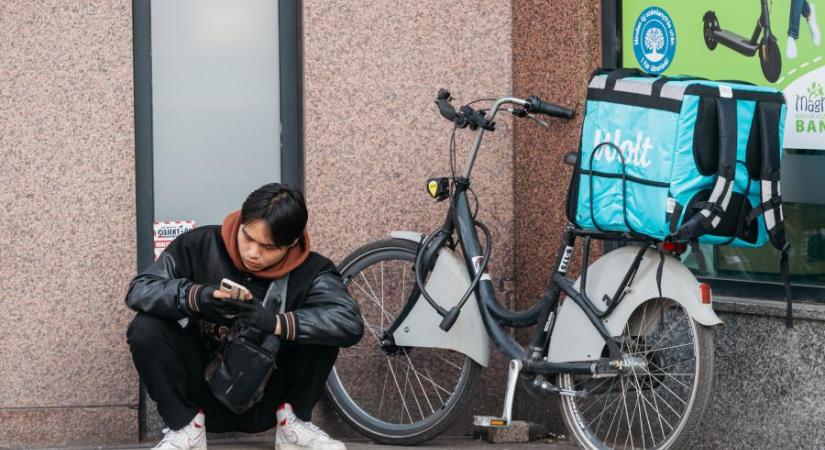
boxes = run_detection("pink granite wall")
[303,0,516,436]
[0,1,138,446]
[510,0,602,428]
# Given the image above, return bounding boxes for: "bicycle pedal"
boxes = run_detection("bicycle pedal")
[473,415,510,428]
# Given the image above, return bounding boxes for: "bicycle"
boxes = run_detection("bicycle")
[325,89,722,449]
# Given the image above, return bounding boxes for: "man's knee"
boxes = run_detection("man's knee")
[126,312,179,353]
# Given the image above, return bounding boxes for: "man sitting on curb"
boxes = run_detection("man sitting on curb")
[126,182,364,450]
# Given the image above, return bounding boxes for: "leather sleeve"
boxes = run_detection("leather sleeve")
[283,272,364,347]
[124,240,194,320]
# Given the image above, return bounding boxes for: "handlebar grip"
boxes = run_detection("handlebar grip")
[435,89,468,128]
[527,95,575,119]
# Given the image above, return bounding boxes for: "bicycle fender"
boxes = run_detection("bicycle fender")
[390,230,425,243]
[389,243,491,367]
[546,245,722,363]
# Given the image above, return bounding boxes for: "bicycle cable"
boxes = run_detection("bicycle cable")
[413,218,492,329]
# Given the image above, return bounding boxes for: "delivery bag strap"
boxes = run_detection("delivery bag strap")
[752,101,793,327]
[674,97,738,241]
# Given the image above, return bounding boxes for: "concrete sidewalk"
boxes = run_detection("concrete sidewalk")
[56,437,577,450]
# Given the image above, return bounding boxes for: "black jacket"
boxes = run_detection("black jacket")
[125,226,363,348]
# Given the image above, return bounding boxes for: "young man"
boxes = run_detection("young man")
[126,183,364,450]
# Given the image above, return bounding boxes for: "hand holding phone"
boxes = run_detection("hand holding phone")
[218,278,253,302]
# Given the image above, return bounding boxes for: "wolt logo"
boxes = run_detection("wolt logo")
[592,128,653,168]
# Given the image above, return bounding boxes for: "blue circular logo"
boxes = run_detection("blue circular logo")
[633,7,676,74]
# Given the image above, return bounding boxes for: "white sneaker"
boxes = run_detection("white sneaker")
[153,411,207,450]
[809,3,821,45]
[787,36,798,59]
[275,403,346,450]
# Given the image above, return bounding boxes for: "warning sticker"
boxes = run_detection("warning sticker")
[154,220,196,260]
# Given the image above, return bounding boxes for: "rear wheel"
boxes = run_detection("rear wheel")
[325,239,482,445]
[558,298,714,449]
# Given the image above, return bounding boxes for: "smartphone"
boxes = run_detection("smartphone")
[219,278,252,301]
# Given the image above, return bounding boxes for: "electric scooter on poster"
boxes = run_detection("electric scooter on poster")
[703,0,782,82]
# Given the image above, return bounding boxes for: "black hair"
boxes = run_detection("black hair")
[240,183,308,247]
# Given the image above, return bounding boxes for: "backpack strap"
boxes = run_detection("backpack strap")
[674,97,738,241]
[750,101,793,327]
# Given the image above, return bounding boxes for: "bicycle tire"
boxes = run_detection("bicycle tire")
[558,298,715,450]
[325,238,482,445]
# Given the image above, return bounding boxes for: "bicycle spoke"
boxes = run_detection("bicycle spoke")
[586,383,622,431]
[579,376,619,415]
[638,376,673,439]
[386,356,413,423]
[353,277,395,324]
[436,354,464,372]
[645,313,687,354]
[655,375,690,406]
[401,360,425,422]
[649,382,683,417]
[646,373,671,440]
[653,358,695,372]
[401,349,437,416]
[425,368,446,404]
[658,370,694,391]
[377,368,389,417]
[393,357,453,397]
[644,342,693,354]
[603,381,625,447]
[632,367,655,448]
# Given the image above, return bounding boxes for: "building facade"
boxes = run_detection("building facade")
[1,1,823,447]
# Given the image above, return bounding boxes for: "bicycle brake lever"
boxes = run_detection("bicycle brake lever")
[526,113,549,128]
[507,108,548,127]
[507,107,528,118]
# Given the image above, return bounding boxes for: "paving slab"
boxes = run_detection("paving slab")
[44,437,578,450]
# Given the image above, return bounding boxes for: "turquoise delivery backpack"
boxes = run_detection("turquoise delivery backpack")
[566,68,793,324]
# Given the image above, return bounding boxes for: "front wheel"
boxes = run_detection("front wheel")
[325,238,482,445]
[703,11,719,50]
[760,37,782,83]
[558,298,715,450]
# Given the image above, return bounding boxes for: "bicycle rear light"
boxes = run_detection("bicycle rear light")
[662,241,688,255]
[699,283,712,304]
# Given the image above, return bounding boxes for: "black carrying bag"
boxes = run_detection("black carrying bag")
[204,321,282,414]
[204,276,287,414]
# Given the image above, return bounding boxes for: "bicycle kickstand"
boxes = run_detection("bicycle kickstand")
[473,359,522,428]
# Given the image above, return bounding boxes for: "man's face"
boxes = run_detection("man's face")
[237,219,292,271]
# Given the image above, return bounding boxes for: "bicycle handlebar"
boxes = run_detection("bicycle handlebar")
[526,95,575,119]
[434,89,574,129]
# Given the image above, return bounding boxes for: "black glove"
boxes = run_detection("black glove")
[186,285,247,322]
[236,301,276,335]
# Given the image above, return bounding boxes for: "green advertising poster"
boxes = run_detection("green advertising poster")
[622,0,824,150]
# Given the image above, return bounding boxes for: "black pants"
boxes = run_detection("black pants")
[127,312,338,432]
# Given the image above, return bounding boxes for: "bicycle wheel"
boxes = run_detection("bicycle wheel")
[326,238,482,445]
[558,298,714,450]
[759,37,781,83]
